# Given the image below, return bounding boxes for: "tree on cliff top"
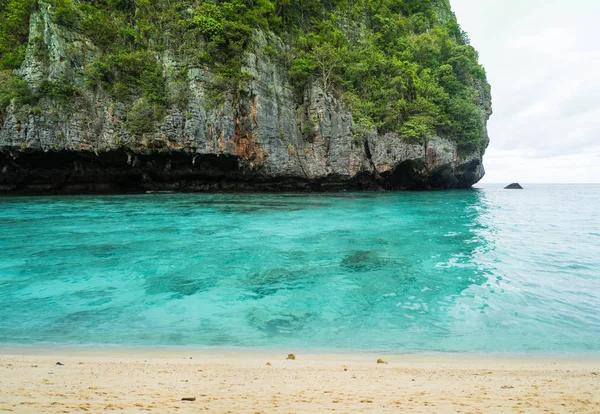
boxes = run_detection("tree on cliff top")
[0,0,490,151]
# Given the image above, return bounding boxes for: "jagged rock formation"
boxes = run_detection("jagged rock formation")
[0,2,491,194]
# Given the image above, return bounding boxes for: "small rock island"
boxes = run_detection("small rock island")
[505,183,524,189]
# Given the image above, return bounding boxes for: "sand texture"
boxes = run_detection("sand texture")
[1,351,599,413]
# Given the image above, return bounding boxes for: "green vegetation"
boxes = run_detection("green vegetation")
[0,0,35,109]
[86,50,166,105]
[0,70,33,108]
[0,0,489,149]
[0,0,35,70]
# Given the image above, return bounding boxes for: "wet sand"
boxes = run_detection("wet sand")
[1,349,599,413]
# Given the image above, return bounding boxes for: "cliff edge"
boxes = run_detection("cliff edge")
[0,0,491,193]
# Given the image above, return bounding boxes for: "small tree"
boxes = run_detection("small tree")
[313,43,342,92]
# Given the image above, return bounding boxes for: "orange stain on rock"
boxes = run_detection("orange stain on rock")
[426,147,441,171]
[207,125,214,153]
[219,131,225,153]
[250,96,259,127]
[234,96,265,166]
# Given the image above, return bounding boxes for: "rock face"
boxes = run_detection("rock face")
[0,6,491,194]
[505,183,523,189]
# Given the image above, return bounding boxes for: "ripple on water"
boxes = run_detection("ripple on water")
[0,186,599,352]
[144,271,216,298]
[340,250,386,272]
[242,268,310,298]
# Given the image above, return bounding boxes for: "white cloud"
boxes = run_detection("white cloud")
[512,28,574,56]
[481,148,600,184]
[451,0,600,183]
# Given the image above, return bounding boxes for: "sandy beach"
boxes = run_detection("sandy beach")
[0,349,599,413]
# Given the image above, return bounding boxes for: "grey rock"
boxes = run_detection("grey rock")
[0,5,490,194]
[505,183,524,189]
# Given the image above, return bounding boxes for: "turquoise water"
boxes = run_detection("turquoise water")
[1,185,599,352]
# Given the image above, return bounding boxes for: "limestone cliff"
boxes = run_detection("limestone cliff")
[0,2,491,193]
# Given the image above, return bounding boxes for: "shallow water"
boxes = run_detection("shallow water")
[1,185,599,352]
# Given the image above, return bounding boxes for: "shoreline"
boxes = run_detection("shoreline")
[2,349,599,413]
[2,344,600,363]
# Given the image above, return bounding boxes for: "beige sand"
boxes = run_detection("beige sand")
[1,348,599,413]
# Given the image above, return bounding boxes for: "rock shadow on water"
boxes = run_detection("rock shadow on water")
[71,288,116,307]
[247,307,314,337]
[144,272,216,298]
[242,268,310,298]
[90,244,119,258]
[73,287,117,300]
[195,199,330,213]
[195,224,241,236]
[340,250,386,272]
[44,305,134,341]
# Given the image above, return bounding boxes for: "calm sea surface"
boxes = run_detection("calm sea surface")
[1,185,599,353]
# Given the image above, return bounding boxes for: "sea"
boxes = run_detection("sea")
[1,184,599,353]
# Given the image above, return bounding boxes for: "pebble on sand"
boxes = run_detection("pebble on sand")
[181,397,196,402]
[376,359,388,364]
[286,354,296,360]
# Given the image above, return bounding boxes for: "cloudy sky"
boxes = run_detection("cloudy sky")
[451,0,600,183]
